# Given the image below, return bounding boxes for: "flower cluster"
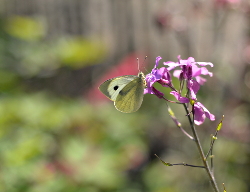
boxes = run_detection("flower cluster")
[144,56,215,125]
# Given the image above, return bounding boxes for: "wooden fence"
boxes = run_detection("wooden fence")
[0,0,247,89]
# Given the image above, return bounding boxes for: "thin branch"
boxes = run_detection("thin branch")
[205,115,224,160]
[206,132,218,160]
[166,104,194,140]
[171,163,205,168]
[210,136,214,173]
[183,103,220,192]
[154,154,205,168]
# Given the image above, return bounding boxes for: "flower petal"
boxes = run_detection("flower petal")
[196,62,214,67]
[144,85,164,98]
[193,104,206,125]
[164,61,180,71]
[152,87,164,98]
[170,91,189,103]
[197,102,215,121]
[155,56,162,68]
[195,76,207,85]
[173,70,182,78]
[188,79,200,95]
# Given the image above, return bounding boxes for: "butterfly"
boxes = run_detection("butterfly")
[99,72,146,113]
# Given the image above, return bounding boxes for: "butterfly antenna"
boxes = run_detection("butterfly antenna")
[137,58,140,72]
[143,56,148,73]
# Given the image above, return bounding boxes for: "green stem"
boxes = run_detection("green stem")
[183,103,220,192]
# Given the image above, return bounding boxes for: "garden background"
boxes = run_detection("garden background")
[0,0,250,192]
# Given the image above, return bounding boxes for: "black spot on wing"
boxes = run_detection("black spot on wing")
[114,85,119,91]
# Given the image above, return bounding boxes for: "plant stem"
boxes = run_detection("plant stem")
[183,103,220,192]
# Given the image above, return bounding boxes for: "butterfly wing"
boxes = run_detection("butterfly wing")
[99,75,138,101]
[115,75,145,113]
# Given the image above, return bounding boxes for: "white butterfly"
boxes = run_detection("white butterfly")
[99,72,146,113]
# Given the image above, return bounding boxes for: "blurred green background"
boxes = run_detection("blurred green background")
[0,0,250,192]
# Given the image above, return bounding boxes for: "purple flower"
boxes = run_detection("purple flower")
[164,55,213,100]
[144,56,172,98]
[193,102,215,125]
[144,56,215,125]
[164,55,213,84]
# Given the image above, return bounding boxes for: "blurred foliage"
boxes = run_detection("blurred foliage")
[57,37,106,68]
[0,93,148,192]
[1,92,248,192]
[0,16,107,78]
[5,16,46,41]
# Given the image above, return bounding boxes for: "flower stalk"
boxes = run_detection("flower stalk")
[144,56,221,192]
[185,103,220,192]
